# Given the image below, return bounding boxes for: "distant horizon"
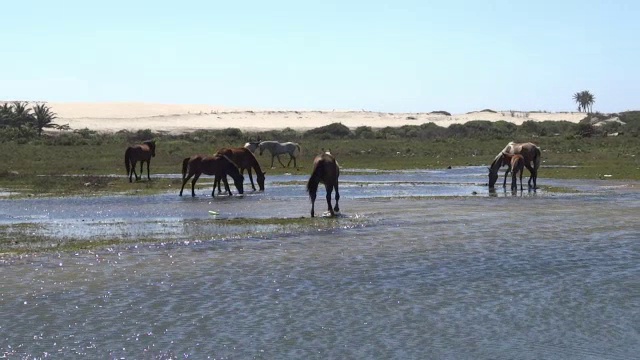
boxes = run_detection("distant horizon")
[1,99,624,115]
[3,1,639,114]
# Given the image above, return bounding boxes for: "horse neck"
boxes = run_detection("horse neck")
[489,155,504,174]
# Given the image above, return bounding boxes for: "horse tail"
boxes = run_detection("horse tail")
[124,147,132,175]
[533,146,542,170]
[306,161,323,195]
[296,144,301,157]
[181,157,190,180]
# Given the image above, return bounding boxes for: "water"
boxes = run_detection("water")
[1,167,639,359]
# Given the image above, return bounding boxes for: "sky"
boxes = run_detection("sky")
[1,0,638,113]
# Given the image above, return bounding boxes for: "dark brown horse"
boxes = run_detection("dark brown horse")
[215,147,266,192]
[124,140,156,182]
[179,154,244,197]
[306,150,340,217]
[510,154,525,191]
[489,142,541,189]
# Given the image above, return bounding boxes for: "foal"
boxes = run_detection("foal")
[510,154,525,191]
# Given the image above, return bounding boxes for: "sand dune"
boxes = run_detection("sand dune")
[45,102,587,133]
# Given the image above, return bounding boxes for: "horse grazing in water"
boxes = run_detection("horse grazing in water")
[258,141,301,168]
[306,150,340,217]
[124,140,156,182]
[510,154,526,191]
[488,142,541,189]
[179,154,244,197]
[215,147,266,192]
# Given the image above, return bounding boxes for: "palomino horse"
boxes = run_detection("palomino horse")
[306,150,340,217]
[215,147,266,192]
[258,141,301,168]
[179,154,244,197]
[510,154,525,191]
[488,142,541,189]
[124,140,156,182]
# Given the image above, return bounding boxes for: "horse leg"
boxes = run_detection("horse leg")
[130,160,138,181]
[146,160,151,181]
[524,163,535,189]
[246,168,256,191]
[502,165,511,188]
[277,154,286,168]
[309,189,316,218]
[128,160,133,182]
[191,173,201,197]
[223,177,233,196]
[139,161,144,181]
[519,169,524,191]
[334,180,340,213]
[325,184,335,216]
[270,155,276,168]
[179,173,193,196]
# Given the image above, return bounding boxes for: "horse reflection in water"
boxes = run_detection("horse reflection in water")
[307,150,340,217]
[179,154,244,197]
[488,142,541,190]
[124,140,156,182]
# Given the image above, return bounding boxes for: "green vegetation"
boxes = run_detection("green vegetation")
[0,113,639,197]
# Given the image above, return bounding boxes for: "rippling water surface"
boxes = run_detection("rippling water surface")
[1,168,639,359]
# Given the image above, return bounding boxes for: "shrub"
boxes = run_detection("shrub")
[304,122,352,139]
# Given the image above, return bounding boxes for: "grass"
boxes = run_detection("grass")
[0,136,638,197]
[0,216,368,255]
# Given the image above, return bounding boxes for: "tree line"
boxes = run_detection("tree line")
[0,101,62,136]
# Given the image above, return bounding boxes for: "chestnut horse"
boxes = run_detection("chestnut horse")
[124,140,156,182]
[489,142,541,189]
[215,147,266,192]
[510,154,525,191]
[306,150,340,217]
[179,154,244,197]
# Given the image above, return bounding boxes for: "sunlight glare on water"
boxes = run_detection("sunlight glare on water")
[1,168,639,358]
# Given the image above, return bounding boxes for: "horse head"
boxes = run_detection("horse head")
[257,171,266,191]
[488,168,499,189]
[145,140,156,157]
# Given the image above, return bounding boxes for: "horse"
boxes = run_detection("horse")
[179,154,244,197]
[510,154,525,191]
[258,141,301,168]
[124,140,156,183]
[215,147,266,192]
[306,150,340,217]
[488,142,541,189]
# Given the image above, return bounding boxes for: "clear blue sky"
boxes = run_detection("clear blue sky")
[2,0,638,113]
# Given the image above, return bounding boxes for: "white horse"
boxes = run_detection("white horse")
[258,141,301,168]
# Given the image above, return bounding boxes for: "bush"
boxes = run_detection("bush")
[304,122,352,139]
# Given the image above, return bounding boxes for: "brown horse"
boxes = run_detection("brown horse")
[306,150,340,217]
[510,154,525,191]
[215,147,266,192]
[489,142,541,189]
[124,140,156,182]
[179,154,244,197]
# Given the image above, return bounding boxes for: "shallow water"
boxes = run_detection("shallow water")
[1,167,639,359]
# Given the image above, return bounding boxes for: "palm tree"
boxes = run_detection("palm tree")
[0,103,14,128]
[573,92,583,112]
[31,103,58,136]
[573,90,595,113]
[11,101,34,127]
